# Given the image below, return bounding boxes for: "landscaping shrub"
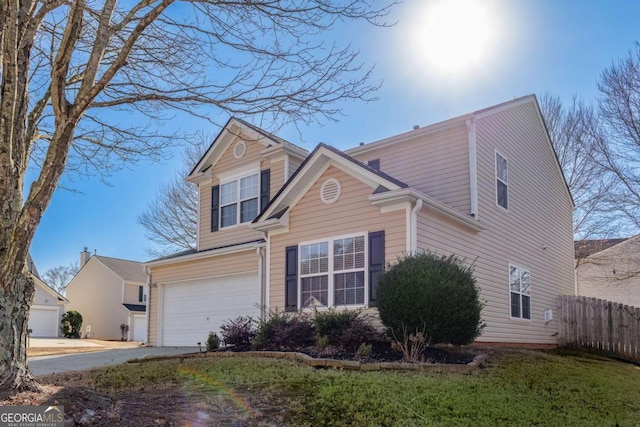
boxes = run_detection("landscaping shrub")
[220,316,256,350]
[314,308,377,351]
[61,310,83,338]
[206,331,220,352]
[252,311,314,351]
[377,252,484,351]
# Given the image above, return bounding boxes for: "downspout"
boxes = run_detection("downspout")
[410,199,423,253]
[466,118,478,219]
[257,243,266,321]
[144,266,152,346]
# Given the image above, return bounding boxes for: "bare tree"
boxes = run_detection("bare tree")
[42,262,79,294]
[138,140,208,257]
[0,0,395,391]
[539,93,619,252]
[593,43,640,231]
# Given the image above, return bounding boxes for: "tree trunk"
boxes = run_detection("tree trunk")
[0,271,38,391]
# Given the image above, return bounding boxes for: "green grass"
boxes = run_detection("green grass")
[88,349,640,426]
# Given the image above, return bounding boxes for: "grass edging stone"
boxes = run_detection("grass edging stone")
[128,350,486,372]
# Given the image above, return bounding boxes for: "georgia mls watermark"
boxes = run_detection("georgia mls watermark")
[0,406,65,427]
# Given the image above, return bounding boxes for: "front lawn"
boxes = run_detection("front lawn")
[25,348,640,426]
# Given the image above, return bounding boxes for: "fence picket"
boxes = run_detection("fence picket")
[557,295,640,362]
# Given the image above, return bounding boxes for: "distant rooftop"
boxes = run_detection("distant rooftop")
[94,255,146,283]
[574,238,629,259]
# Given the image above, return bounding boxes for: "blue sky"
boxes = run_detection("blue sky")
[29,0,640,274]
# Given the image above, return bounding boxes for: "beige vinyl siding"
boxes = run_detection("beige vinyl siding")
[353,124,470,213]
[421,101,574,345]
[288,156,304,179]
[576,237,640,307]
[269,166,406,310]
[147,250,259,346]
[66,260,130,341]
[123,283,142,304]
[198,137,270,251]
[270,159,285,201]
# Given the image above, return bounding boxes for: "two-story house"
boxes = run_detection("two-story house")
[66,249,148,341]
[145,95,575,347]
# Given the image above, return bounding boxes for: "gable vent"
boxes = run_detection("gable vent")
[233,141,247,158]
[320,178,341,204]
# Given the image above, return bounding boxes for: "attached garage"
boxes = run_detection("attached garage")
[29,305,61,337]
[160,272,260,346]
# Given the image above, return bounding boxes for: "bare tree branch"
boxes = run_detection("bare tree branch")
[0,0,397,390]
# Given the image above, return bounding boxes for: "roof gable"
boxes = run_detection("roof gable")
[33,276,69,303]
[254,143,407,223]
[187,117,305,181]
[93,256,146,283]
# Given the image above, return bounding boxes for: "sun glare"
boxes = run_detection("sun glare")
[416,0,497,75]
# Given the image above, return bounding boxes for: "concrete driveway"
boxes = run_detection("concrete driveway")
[29,346,198,376]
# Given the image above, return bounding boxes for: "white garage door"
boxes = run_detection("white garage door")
[162,272,260,346]
[133,314,147,342]
[29,306,60,337]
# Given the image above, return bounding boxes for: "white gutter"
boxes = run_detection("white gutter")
[369,188,485,232]
[144,241,265,268]
[410,199,423,253]
[466,118,478,219]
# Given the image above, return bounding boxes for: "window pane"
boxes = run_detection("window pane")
[221,205,237,227]
[301,260,310,275]
[355,252,365,269]
[220,181,237,205]
[496,153,508,183]
[301,276,328,308]
[509,267,519,292]
[334,236,365,272]
[240,198,259,222]
[300,242,328,275]
[497,181,508,209]
[522,295,531,319]
[510,292,520,318]
[521,271,531,295]
[318,242,329,258]
[334,272,365,305]
[240,174,259,199]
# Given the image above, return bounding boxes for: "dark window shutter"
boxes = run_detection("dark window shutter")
[285,245,298,312]
[211,185,220,232]
[368,159,380,171]
[368,230,385,305]
[138,286,143,303]
[260,169,271,211]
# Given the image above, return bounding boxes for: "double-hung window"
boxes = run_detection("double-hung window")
[509,265,531,320]
[299,234,366,309]
[496,151,508,210]
[220,172,259,228]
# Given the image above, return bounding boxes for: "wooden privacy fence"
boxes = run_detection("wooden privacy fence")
[557,295,640,362]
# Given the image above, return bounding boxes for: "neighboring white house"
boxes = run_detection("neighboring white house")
[27,254,69,337]
[576,235,640,308]
[66,249,148,342]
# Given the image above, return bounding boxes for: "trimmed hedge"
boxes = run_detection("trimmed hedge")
[377,252,484,346]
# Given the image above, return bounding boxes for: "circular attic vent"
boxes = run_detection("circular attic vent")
[233,141,247,158]
[320,178,341,204]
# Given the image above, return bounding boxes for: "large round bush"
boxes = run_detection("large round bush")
[377,252,484,346]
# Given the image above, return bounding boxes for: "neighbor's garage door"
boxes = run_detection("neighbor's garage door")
[29,306,60,337]
[162,272,260,346]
